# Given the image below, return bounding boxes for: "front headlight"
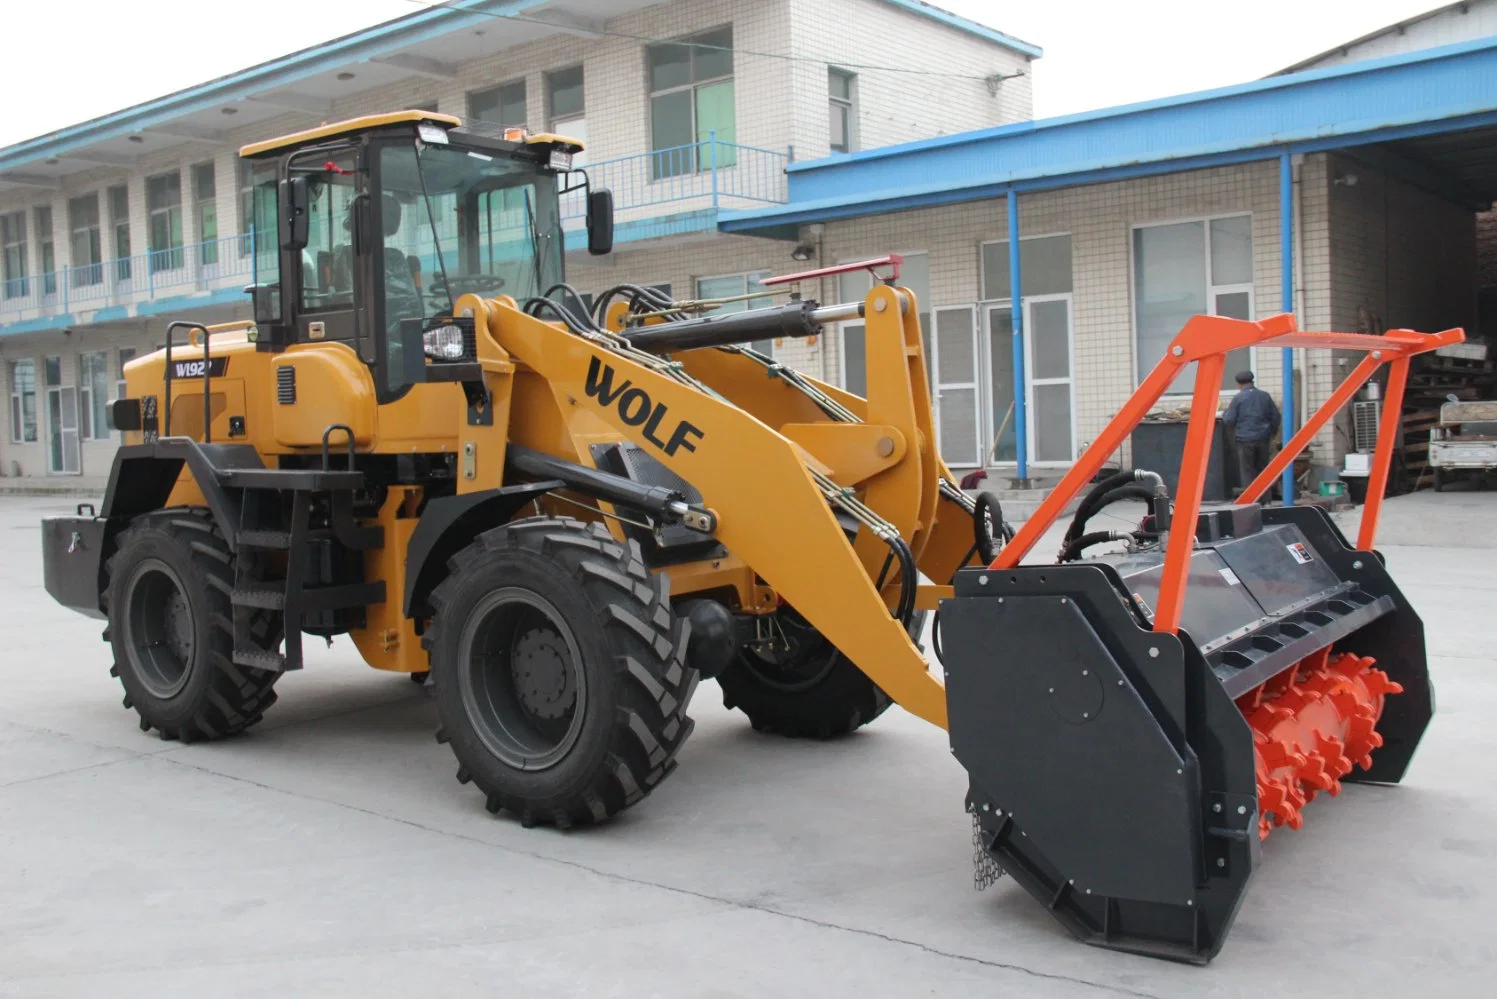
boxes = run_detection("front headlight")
[423,323,466,360]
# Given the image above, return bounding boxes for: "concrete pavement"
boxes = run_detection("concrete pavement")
[1,491,1494,997]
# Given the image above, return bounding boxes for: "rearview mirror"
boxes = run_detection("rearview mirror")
[586,188,614,256]
[279,176,309,251]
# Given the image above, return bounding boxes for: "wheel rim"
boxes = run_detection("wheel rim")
[122,559,195,699]
[457,587,587,771]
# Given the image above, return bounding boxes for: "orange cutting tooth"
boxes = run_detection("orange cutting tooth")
[1240,648,1404,838]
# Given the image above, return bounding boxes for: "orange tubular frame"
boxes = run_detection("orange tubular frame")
[989,314,1465,637]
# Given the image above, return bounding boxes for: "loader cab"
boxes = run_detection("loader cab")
[239,110,612,399]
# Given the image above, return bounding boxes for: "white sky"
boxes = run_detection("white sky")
[0,0,1453,149]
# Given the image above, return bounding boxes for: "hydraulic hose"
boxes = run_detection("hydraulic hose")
[973,491,1007,564]
[1064,469,1168,549]
[1058,530,1129,563]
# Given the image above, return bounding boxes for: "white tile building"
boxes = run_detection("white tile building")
[0,0,1038,480]
[4,0,1493,497]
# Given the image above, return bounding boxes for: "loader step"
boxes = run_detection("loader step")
[232,581,387,612]
[218,468,366,491]
[238,529,294,549]
[233,648,292,672]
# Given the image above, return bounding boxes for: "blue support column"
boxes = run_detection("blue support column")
[1007,188,1028,482]
[1279,151,1296,506]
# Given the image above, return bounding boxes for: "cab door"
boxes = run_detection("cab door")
[290,149,368,359]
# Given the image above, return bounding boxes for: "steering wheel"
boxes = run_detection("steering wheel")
[441,274,507,297]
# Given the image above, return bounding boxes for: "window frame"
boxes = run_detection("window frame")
[34,205,55,296]
[546,64,585,126]
[1128,211,1256,395]
[146,170,185,273]
[695,269,774,356]
[116,347,137,442]
[193,161,219,266]
[108,184,132,282]
[647,25,736,178]
[77,350,110,441]
[68,192,103,287]
[1,209,28,300]
[468,79,528,128]
[7,358,37,445]
[828,67,858,154]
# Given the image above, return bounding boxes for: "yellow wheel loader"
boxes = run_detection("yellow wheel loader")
[41,111,1443,963]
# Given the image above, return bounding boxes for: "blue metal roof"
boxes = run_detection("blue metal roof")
[0,0,547,172]
[722,33,1497,232]
[878,1,1041,58]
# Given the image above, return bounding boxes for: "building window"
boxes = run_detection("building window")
[194,162,218,266]
[116,347,136,402]
[8,359,37,444]
[648,26,735,179]
[1133,214,1254,392]
[696,270,772,353]
[68,193,103,288]
[828,68,857,154]
[547,65,586,162]
[1,211,28,300]
[78,350,109,441]
[147,171,184,273]
[109,185,131,282]
[469,80,527,128]
[238,161,255,257]
[116,347,137,442]
[35,206,56,295]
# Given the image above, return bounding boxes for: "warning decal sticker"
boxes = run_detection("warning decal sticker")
[1286,542,1314,565]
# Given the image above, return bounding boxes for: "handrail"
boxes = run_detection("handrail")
[162,321,213,442]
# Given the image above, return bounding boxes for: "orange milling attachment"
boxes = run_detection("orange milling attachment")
[1235,650,1403,839]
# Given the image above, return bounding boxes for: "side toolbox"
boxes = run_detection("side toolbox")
[42,506,109,619]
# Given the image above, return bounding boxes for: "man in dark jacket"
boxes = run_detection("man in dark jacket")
[1222,370,1281,492]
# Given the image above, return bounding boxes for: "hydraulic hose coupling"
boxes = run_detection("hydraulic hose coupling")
[1132,469,1171,535]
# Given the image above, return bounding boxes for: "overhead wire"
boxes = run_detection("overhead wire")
[398,0,1025,83]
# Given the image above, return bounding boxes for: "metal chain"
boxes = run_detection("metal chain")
[968,805,1006,891]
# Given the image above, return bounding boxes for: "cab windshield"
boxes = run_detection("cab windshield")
[378,141,564,379]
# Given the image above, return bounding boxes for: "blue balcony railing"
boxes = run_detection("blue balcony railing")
[561,136,789,226]
[0,138,789,328]
[0,232,271,324]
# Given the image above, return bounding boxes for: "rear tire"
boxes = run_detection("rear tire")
[427,517,697,827]
[717,609,927,739]
[104,507,281,742]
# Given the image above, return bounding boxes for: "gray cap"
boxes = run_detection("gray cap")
[1235,370,1255,384]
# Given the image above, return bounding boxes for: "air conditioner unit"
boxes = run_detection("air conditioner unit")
[1352,400,1379,453]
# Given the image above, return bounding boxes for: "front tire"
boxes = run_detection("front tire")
[717,609,928,739]
[427,517,697,827]
[104,508,281,742]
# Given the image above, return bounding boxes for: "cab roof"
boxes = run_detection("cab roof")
[238,109,461,159]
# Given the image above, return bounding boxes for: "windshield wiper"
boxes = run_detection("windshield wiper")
[413,141,452,314]
[523,188,545,300]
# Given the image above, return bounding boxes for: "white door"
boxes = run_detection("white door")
[931,305,982,468]
[980,297,1075,467]
[982,304,1018,464]
[1025,295,1075,464]
[47,385,80,475]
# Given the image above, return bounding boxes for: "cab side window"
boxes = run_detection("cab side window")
[298,154,359,312]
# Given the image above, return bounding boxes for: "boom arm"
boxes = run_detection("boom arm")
[477,294,950,727]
